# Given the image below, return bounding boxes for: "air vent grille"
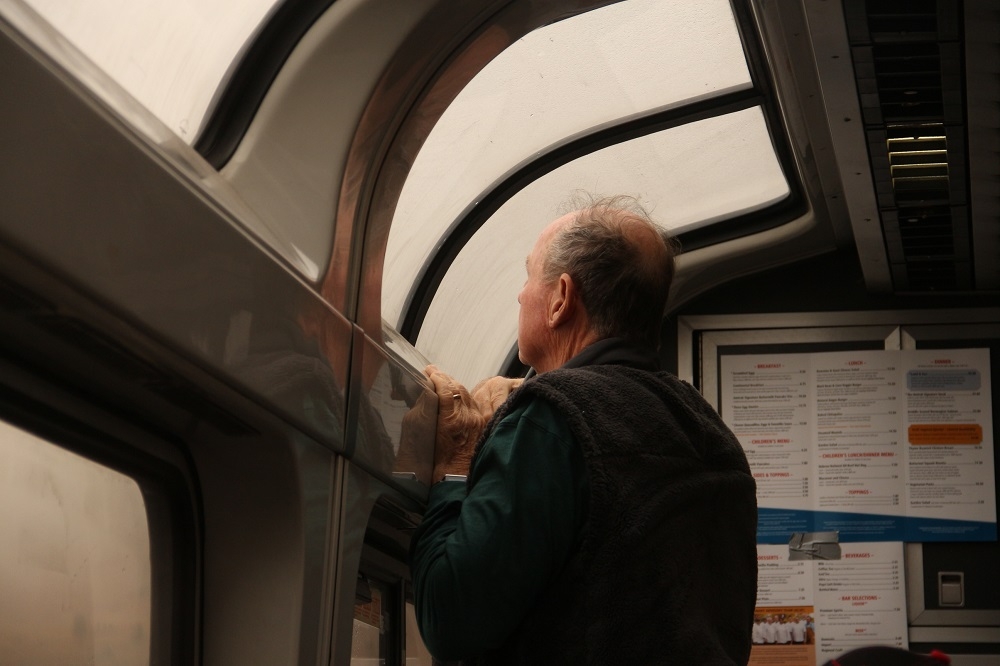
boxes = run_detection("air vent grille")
[873,43,945,120]
[845,0,971,292]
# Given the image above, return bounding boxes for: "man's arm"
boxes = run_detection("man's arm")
[409,398,586,662]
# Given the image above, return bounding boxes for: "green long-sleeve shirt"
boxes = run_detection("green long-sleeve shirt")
[409,396,588,661]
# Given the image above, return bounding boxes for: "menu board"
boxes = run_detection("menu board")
[721,348,995,543]
[751,542,907,666]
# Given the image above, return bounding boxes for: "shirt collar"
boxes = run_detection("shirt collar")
[560,337,661,372]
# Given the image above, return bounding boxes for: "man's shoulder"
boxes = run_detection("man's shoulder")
[487,389,576,450]
[526,365,729,434]
[502,388,554,415]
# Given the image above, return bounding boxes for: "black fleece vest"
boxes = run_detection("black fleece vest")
[467,364,758,665]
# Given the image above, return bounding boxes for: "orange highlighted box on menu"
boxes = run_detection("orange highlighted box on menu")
[908,424,983,445]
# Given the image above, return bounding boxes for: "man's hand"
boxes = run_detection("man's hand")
[471,375,524,422]
[424,366,524,480]
[425,365,484,480]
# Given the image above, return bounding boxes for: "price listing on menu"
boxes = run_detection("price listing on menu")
[722,348,995,543]
[750,542,907,666]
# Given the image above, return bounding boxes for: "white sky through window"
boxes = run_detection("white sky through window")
[383,0,758,332]
[382,0,791,383]
[415,107,789,385]
[22,0,279,142]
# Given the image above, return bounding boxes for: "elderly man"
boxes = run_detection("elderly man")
[409,196,758,665]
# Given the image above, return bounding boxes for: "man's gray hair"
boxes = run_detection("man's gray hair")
[544,194,680,348]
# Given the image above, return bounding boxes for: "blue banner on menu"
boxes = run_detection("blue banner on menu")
[756,507,996,544]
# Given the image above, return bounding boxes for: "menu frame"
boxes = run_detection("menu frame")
[677,309,1000,649]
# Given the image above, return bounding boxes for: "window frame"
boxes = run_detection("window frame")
[392,0,807,348]
[0,355,201,665]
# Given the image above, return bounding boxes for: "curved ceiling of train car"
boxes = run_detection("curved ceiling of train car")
[18,0,999,387]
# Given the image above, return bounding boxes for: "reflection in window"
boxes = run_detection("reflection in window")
[351,576,434,665]
[352,577,387,665]
[0,418,150,665]
[405,601,433,666]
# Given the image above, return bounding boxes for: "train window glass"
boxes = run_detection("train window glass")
[0,418,151,664]
[383,0,752,328]
[405,601,433,666]
[352,577,389,665]
[20,0,279,143]
[414,106,789,386]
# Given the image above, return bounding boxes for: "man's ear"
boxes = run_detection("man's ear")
[547,273,577,328]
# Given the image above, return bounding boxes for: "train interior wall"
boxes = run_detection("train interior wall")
[662,247,995,374]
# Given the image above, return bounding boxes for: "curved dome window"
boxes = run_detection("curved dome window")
[383,0,753,331]
[416,106,788,385]
[383,0,793,383]
[21,0,279,142]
